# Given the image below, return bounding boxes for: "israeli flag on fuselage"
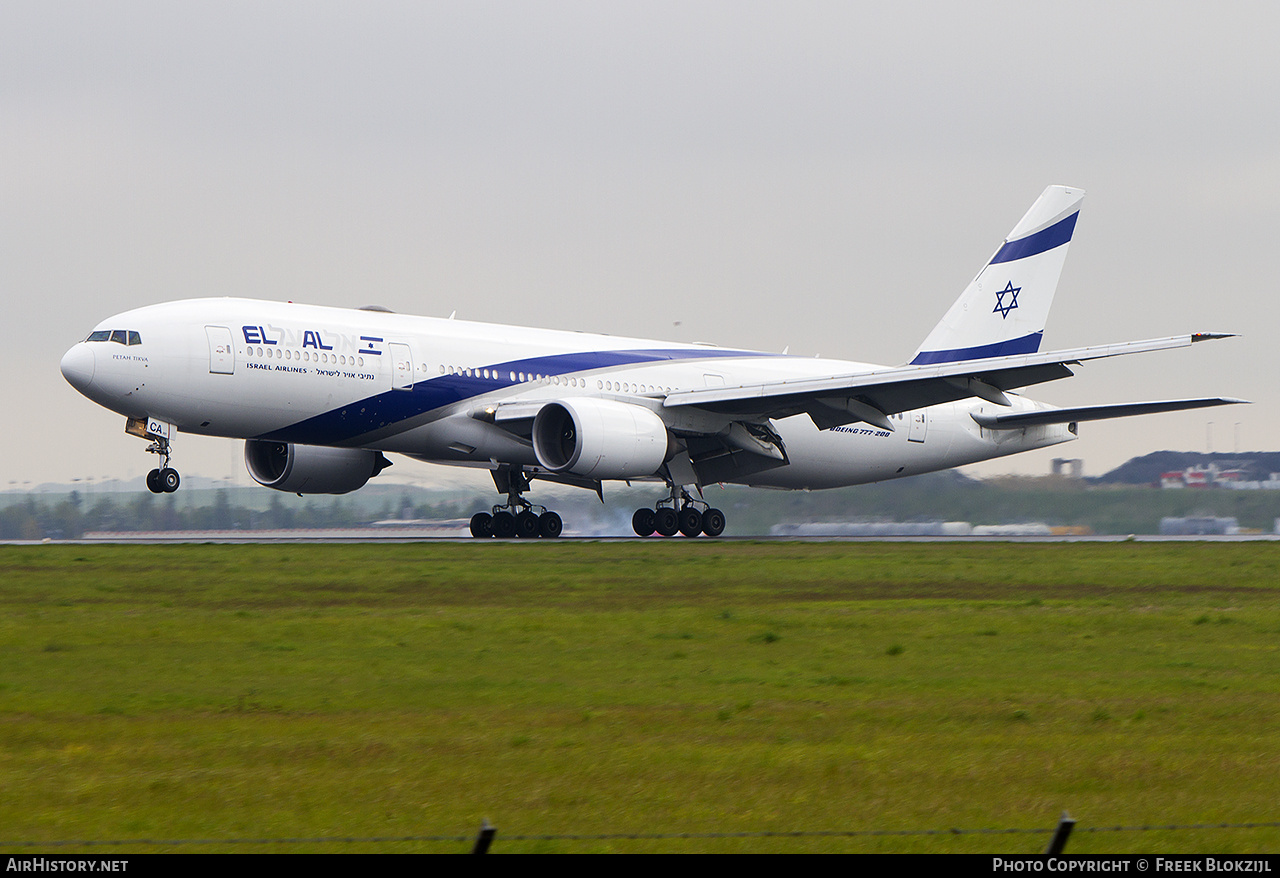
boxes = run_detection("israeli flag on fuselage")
[909,185,1084,365]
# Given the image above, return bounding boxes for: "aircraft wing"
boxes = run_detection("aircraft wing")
[662,333,1237,431]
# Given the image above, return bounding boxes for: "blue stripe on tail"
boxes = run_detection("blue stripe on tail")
[989,212,1078,264]
[909,331,1042,365]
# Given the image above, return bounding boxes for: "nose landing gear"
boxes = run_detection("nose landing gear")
[144,435,180,494]
[126,417,181,494]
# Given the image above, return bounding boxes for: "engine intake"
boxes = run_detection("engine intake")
[244,440,390,494]
[532,398,669,480]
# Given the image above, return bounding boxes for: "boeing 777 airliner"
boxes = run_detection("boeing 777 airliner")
[60,186,1244,537]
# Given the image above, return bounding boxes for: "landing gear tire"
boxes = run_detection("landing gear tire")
[160,467,180,493]
[539,511,563,538]
[515,510,541,539]
[640,478,731,538]
[491,511,517,538]
[701,508,726,537]
[678,507,703,538]
[139,428,180,494]
[632,508,656,537]
[654,507,680,537]
[470,512,493,538]
[475,466,567,539]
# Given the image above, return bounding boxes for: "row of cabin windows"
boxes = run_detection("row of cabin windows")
[246,346,364,367]
[440,365,671,395]
[85,330,141,345]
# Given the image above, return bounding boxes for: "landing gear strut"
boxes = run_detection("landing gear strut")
[470,465,563,538]
[632,483,725,538]
[144,435,180,494]
[126,417,181,494]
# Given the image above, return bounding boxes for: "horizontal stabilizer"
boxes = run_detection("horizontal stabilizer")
[971,397,1249,429]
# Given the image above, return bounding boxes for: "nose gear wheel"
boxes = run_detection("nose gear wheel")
[143,434,181,494]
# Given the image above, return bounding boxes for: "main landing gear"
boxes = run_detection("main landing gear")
[632,484,725,538]
[470,465,563,538]
[144,435,180,494]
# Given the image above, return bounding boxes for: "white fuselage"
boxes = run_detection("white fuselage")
[60,297,1076,491]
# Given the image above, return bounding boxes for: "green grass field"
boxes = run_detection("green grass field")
[2,541,1279,853]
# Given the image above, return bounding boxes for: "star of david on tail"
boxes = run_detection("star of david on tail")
[993,281,1020,319]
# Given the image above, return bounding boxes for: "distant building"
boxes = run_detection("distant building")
[1159,462,1277,489]
[1051,458,1084,478]
[971,523,1054,536]
[1159,516,1240,535]
[770,521,974,537]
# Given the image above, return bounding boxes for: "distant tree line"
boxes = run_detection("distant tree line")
[6,468,1280,539]
[0,490,471,540]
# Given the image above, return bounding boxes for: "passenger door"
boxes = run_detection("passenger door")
[907,410,927,443]
[389,342,414,391]
[206,325,234,375]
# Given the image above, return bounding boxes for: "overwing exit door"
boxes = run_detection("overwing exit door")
[389,343,414,390]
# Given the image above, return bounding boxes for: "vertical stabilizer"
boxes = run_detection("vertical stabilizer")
[909,185,1084,365]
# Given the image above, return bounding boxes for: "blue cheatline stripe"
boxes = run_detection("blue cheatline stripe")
[989,211,1078,265]
[256,347,776,446]
[908,332,1042,365]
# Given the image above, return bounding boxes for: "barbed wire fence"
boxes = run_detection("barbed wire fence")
[5,816,1280,853]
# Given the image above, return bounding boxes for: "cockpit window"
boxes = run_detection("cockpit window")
[85,329,142,345]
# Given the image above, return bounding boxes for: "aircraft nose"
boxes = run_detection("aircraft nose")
[60,344,96,394]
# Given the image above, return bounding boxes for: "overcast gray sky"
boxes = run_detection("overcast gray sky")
[3,1,1275,492]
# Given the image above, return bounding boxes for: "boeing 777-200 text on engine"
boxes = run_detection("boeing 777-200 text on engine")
[60,186,1245,537]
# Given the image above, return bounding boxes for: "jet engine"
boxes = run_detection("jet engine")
[532,398,670,480]
[244,440,391,494]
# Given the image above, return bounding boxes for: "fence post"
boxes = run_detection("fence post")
[1044,812,1075,855]
[472,819,497,854]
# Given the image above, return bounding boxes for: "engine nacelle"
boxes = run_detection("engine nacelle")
[244,440,390,494]
[532,398,670,480]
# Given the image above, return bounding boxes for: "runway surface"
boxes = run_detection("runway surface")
[7,531,1279,545]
